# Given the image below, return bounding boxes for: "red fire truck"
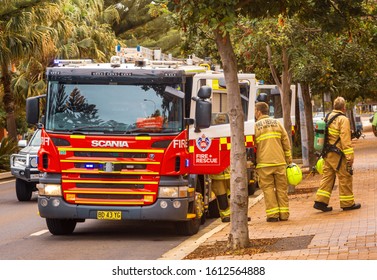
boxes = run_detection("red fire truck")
[26,47,295,235]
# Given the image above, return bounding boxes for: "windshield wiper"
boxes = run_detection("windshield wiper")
[124,127,152,134]
[68,125,115,133]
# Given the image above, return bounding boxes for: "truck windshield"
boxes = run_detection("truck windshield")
[45,82,184,134]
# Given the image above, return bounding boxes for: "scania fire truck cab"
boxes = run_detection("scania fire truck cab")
[26,49,295,236]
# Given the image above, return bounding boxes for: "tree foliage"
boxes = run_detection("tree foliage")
[232,1,377,167]
[0,0,119,140]
[104,0,182,55]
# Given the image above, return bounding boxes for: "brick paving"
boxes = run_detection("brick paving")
[192,124,377,260]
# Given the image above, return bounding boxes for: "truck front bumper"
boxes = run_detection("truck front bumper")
[11,167,39,182]
[38,196,190,221]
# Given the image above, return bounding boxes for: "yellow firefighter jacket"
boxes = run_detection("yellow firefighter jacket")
[325,110,354,162]
[255,115,292,168]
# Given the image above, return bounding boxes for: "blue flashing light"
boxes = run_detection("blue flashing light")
[85,163,95,169]
[185,159,190,167]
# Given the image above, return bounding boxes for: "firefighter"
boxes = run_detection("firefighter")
[314,96,361,212]
[254,102,292,222]
[210,167,231,223]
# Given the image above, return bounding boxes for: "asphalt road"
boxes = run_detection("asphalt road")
[0,178,217,260]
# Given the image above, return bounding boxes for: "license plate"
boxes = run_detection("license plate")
[30,174,39,179]
[97,211,122,220]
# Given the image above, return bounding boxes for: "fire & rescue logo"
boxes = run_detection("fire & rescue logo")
[196,134,211,152]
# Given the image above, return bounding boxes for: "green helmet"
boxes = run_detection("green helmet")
[286,163,303,186]
[316,157,324,175]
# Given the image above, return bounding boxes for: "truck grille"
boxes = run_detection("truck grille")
[58,147,163,206]
[76,194,143,200]
[74,151,147,158]
[75,183,144,189]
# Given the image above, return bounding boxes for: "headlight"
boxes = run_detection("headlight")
[30,157,38,168]
[13,156,27,168]
[158,186,188,198]
[37,184,62,196]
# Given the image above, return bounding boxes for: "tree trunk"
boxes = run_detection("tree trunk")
[301,83,317,167]
[214,30,249,250]
[280,47,292,142]
[1,64,17,141]
[266,45,292,143]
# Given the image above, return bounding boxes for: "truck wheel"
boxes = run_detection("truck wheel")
[46,218,77,235]
[175,192,204,236]
[15,178,33,201]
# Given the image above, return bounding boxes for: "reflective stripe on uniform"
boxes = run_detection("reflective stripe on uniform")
[279,207,289,213]
[340,195,354,202]
[328,127,340,136]
[266,207,280,215]
[316,189,331,198]
[256,132,282,143]
[343,148,354,155]
[256,162,286,168]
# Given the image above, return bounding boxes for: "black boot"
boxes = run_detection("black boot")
[217,194,229,211]
[217,194,230,222]
[314,201,333,212]
[342,203,361,211]
[221,216,230,223]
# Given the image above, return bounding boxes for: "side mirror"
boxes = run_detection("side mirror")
[18,140,27,148]
[197,86,212,99]
[192,86,212,132]
[26,97,40,125]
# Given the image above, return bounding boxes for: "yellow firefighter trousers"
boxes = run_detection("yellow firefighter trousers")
[257,165,289,220]
[315,153,355,208]
[211,179,230,218]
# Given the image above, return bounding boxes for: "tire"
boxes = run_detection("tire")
[175,192,204,236]
[175,215,201,236]
[175,218,201,236]
[15,178,33,201]
[46,218,77,235]
[200,207,207,225]
[196,179,206,225]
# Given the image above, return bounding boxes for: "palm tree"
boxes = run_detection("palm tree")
[1,0,120,140]
[0,0,57,140]
[55,0,119,61]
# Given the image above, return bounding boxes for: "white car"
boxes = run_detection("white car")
[10,129,41,201]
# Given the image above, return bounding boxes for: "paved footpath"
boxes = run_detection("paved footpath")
[164,128,377,260]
